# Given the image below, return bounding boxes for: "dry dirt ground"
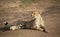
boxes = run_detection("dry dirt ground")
[0,0,60,37]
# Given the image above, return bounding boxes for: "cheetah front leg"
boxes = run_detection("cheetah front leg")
[40,18,48,33]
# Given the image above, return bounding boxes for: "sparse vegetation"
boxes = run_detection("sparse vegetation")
[21,0,40,5]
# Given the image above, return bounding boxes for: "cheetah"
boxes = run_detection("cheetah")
[31,11,48,33]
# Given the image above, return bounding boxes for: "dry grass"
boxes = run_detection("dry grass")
[21,0,40,5]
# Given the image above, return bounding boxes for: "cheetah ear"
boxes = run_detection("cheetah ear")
[38,11,40,14]
[38,11,42,14]
[31,11,33,13]
[32,11,35,15]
